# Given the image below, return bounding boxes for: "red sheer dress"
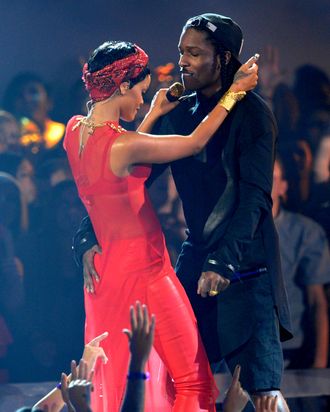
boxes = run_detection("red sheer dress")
[64,116,218,412]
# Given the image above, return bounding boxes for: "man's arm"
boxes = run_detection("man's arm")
[73,215,98,266]
[203,99,276,280]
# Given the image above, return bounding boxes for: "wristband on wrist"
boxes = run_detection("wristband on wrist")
[127,371,150,380]
[218,90,246,112]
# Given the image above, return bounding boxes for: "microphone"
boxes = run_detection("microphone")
[165,82,185,102]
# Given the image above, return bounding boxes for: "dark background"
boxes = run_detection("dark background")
[0,0,329,106]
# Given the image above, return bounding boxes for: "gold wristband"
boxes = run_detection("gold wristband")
[218,90,246,112]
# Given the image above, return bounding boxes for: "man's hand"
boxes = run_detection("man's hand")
[82,245,102,293]
[223,365,249,412]
[197,271,230,298]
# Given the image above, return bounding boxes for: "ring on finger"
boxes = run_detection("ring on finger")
[209,289,219,296]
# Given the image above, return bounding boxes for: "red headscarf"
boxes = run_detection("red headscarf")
[82,44,149,102]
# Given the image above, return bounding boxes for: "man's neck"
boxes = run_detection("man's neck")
[198,84,223,99]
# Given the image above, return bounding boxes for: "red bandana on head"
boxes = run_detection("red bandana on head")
[82,44,149,102]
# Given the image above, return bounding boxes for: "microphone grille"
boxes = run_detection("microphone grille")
[166,82,185,102]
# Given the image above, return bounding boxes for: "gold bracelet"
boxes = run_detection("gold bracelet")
[218,90,246,112]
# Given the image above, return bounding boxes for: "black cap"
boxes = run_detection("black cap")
[184,13,244,59]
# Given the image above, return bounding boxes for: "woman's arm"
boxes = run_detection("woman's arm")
[111,55,258,175]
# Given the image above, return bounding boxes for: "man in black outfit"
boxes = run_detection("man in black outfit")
[73,13,292,411]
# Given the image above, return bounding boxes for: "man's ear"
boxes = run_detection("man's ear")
[224,51,231,65]
[119,82,130,95]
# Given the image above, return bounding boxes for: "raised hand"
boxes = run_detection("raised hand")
[82,331,109,373]
[223,365,249,412]
[60,359,94,412]
[148,87,181,117]
[123,301,155,371]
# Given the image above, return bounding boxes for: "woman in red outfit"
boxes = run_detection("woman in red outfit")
[64,41,258,412]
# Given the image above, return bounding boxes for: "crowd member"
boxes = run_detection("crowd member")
[272,158,330,412]
[272,159,330,369]
[65,37,257,411]
[0,152,37,207]
[2,72,65,159]
[0,110,21,153]
[75,14,291,412]
[0,174,25,382]
[258,48,330,215]
[13,332,108,412]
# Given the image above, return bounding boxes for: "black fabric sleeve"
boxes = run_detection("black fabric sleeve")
[72,215,98,267]
[203,102,277,279]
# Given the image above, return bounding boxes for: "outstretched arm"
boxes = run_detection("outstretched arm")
[111,55,258,175]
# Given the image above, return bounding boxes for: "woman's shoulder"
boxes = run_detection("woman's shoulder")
[63,115,83,152]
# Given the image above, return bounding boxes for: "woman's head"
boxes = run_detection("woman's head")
[83,41,150,102]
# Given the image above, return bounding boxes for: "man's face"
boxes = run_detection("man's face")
[271,161,288,203]
[18,81,49,117]
[178,28,221,96]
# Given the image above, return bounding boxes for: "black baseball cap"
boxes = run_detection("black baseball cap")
[184,13,244,60]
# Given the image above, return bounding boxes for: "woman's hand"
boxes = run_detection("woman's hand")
[148,88,180,117]
[230,54,259,93]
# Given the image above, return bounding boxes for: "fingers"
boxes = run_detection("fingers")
[60,372,70,403]
[71,360,78,380]
[197,273,210,297]
[136,301,143,330]
[231,364,241,385]
[89,369,95,382]
[83,246,102,293]
[142,304,149,333]
[78,359,87,380]
[130,304,138,331]
[254,395,278,411]
[128,302,155,335]
[198,272,231,298]
[220,276,231,291]
[88,331,109,347]
[61,372,68,391]
[244,53,260,68]
[83,267,95,294]
[149,314,156,339]
[122,328,133,341]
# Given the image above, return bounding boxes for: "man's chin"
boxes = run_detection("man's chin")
[181,77,198,91]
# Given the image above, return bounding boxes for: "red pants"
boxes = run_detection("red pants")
[85,242,218,411]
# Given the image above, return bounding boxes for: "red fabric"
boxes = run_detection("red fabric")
[64,116,218,412]
[82,44,148,102]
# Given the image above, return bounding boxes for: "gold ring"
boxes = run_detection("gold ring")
[209,290,219,296]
